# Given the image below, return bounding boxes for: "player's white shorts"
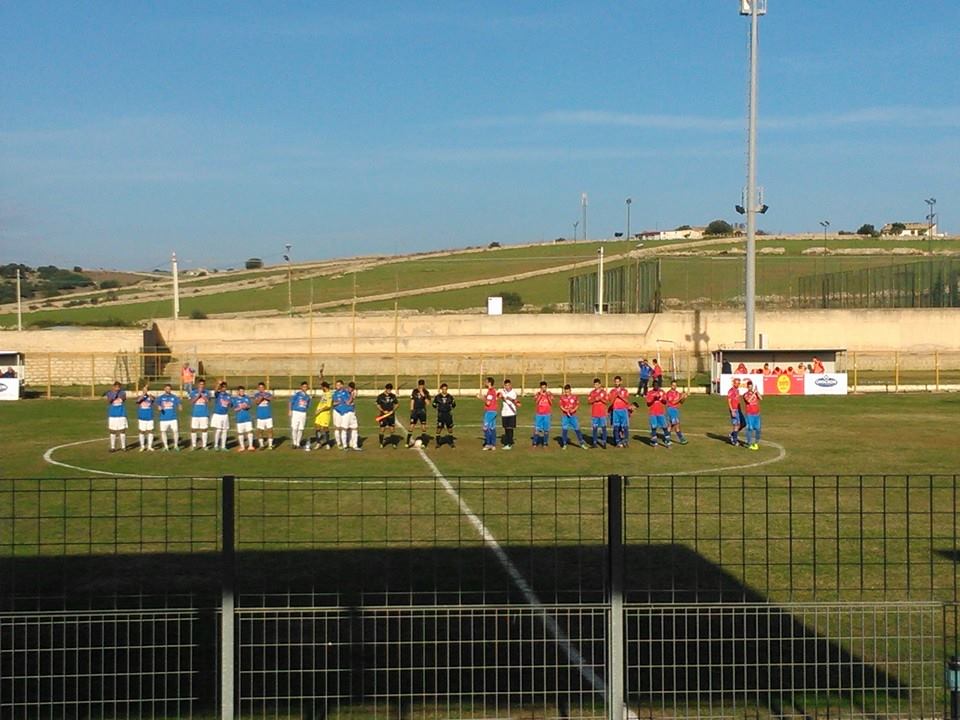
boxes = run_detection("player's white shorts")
[290,412,307,433]
[159,420,179,434]
[191,417,209,430]
[108,417,128,432]
[237,421,253,434]
[334,411,358,430]
[138,419,155,433]
[211,414,229,431]
[256,418,273,430]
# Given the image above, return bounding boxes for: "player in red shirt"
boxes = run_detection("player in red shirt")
[742,378,762,451]
[644,384,670,447]
[609,375,632,448]
[558,384,587,449]
[532,381,554,448]
[664,380,688,445]
[726,377,745,446]
[651,359,664,389]
[478,376,498,450]
[587,378,609,449]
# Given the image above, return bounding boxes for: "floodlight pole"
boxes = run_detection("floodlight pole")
[626,198,632,242]
[925,198,936,256]
[573,220,579,242]
[741,0,764,349]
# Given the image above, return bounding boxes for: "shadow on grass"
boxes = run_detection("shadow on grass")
[1,543,911,718]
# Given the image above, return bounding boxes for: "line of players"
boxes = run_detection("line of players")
[104,372,762,452]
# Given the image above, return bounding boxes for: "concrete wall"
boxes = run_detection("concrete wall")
[157,309,960,356]
[0,328,144,385]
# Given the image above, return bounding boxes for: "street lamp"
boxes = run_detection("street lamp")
[573,220,579,242]
[925,198,937,255]
[819,220,830,243]
[284,244,293,316]
[626,198,632,242]
[596,247,604,315]
[739,0,767,349]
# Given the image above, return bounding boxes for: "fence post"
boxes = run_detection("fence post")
[91,354,96,399]
[895,351,900,392]
[46,353,52,399]
[853,351,858,393]
[935,350,940,392]
[221,475,236,720]
[607,474,625,720]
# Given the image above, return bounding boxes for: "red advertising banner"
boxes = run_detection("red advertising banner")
[763,373,804,395]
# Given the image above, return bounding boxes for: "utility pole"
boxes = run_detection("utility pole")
[16,268,23,331]
[626,198,632,243]
[597,247,605,315]
[171,252,180,319]
[284,244,293,316]
[581,193,588,241]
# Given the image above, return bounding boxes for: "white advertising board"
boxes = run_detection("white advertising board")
[718,374,762,396]
[487,297,503,315]
[0,378,20,401]
[804,373,848,396]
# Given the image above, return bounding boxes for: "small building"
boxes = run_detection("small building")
[637,227,705,241]
[881,222,937,238]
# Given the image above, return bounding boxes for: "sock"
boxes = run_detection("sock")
[246,432,253,448]
[506,428,514,446]
[601,427,608,445]
[561,429,568,447]
[191,432,197,448]
[678,431,685,442]
[379,433,384,445]
[109,434,115,450]
[147,432,153,448]
[592,427,598,445]
[161,432,168,449]
[349,430,358,449]
[121,434,127,449]
[732,430,739,443]
[138,433,145,449]
[576,430,584,445]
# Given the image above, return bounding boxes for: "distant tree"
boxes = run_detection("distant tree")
[500,291,523,312]
[705,220,734,236]
[889,222,906,235]
[856,224,876,236]
[488,241,502,249]
[73,266,83,273]
[190,308,208,320]
[99,280,120,289]
[675,225,692,231]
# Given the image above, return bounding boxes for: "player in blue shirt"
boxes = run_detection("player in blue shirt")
[104,381,128,452]
[134,385,156,452]
[331,379,361,450]
[289,381,311,450]
[232,386,255,452]
[156,384,182,451]
[253,382,274,450]
[188,378,212,450]
[212,380,232,451]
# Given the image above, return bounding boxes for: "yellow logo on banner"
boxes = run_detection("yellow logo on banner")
[777,374,792,394]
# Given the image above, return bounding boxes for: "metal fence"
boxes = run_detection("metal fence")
[1,475,958,718]
[20,347,960,399]
[797,259,960,309]
[569,259,662,314]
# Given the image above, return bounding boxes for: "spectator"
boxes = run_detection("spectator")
[1,367,15,378]
[811,357,825,373]
[762,363,771,376]
[796,363,806,376]
[651,358,664,389]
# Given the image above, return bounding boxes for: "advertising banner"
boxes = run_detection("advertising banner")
[0,378,20,401]
[804,373,848,396]
[763,374,804,396]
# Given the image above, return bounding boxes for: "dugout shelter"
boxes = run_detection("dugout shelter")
[0,350,24,401]
[711,347,847,397]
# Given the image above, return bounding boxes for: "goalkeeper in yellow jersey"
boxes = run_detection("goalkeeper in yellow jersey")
[311,381,333,450]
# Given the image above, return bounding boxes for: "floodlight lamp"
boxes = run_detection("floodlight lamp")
[735,205,746,215]
[759,205,769,214]
[739,0,767,15]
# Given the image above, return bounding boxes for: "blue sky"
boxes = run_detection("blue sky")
[1,1,958,270]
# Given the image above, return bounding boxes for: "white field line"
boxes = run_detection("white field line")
[42,438,166,478]
[398,421,609,700]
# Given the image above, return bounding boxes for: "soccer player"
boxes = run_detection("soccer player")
[432,383,456,448]
[188,378,212,450]
[376,382,399,448]
[587,378,609,449]
[478,376,498,450]
[727,377,745,447]
[134,384,155,452]
[609,375,631,448]
[312,381,332,450]
[559,384,587,449]
[105,381,128,452]
[531,381,553,448]
[664,380,688,445]
[252,382,274,450]
[651,359,664,389]
[289,380,311,450]
[743,379,762,451]
[333,380,360,451]
[637,359,652,396]
[232,386,254,452]
[407,379,431,448]
[498,379,520,450]
[212,381,232,451]
[156,383,181,451]
[644,384,670,448]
